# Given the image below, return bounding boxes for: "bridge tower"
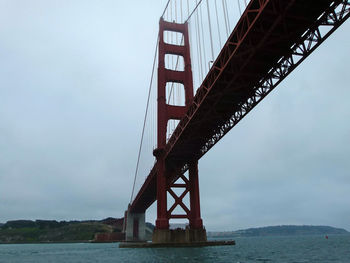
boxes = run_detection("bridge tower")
[152,18,206,243]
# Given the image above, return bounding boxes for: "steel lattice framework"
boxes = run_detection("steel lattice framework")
[130,0,350,213]
[197,0,350,156]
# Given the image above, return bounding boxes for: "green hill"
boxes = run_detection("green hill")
[0,218,123,243]
[208,225,349,238]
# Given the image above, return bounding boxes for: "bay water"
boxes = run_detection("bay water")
[0,235,349,262]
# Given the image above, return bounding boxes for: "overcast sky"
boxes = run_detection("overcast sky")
[0,0,349,231]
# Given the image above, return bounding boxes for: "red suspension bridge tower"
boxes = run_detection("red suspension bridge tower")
[152,18,206,242]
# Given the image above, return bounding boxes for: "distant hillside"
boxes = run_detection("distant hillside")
[0,218,124,243]
[208,225,349,238]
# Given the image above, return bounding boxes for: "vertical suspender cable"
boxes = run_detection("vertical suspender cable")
[173,0,177,132]
[168,0,184,108]
[170,0,174,137]
[187,0,190,17]
[184,0,203,86]
[167,36,184,103]
[186,0,191,91]
[206,0,215,61]
[188,23,196,89]
[175,0,177,23]
[151,72,158,150]
[237,0,242,16]
[175,0,178,108]
[194,9,201,84]
[196,0,204,81]
[171,1,173,69]
[130,37,159,203]
[167,0,186,132]
[222,0,229,37]
[166,7,169,70]
[170,0,173,21]
[152,78,155,149]
[199,4,207,73]
[224,0,231,30]
[195,1,204,82]
[166,7,170,138]
[186,0,190,83]
[150,74,153,150]
[214,0,222,47]
[180,0,183,23]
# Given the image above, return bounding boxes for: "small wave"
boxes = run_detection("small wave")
[256,258,271,262]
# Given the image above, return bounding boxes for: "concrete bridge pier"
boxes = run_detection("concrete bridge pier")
[123,209,146,242]
[152,227,207,244]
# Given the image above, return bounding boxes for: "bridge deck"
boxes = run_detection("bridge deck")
[130,0,349,212]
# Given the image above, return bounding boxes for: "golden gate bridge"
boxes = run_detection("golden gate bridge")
[120,0,350,246]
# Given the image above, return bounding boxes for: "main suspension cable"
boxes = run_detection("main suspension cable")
[185,0,203,23]
[161,0,171,18]
[130,36,159,204]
